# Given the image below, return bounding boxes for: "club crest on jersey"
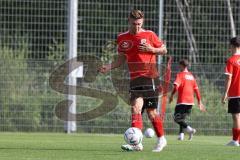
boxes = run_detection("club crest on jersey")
[140,39,147,44]
[119,40,133,51]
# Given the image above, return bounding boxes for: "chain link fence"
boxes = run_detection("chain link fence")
[0,0,239,135]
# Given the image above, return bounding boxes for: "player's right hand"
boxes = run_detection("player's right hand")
[98,64,111,73]
[221,94,227,104]
[198,102,206,112]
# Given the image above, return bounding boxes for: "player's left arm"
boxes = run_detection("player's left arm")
[194,81,206,112]
[169,74,181,104]
[169,84,178,104]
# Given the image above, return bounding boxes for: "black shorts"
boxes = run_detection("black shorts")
[129,77,160,112]
[228,98,240,114]
[174,105,192,120]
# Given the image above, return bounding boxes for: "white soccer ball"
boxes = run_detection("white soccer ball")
[144,128,155,138]
[124,127,143,145]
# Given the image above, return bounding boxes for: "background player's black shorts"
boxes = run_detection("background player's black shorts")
[174,105,192,121]
[129,77,160,112]
[228,98,240,114]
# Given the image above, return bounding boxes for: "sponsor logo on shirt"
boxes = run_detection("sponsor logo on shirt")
[185,75,194,80]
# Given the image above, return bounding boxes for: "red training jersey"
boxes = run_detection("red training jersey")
[174,70,199,105]
[224,53,240,99]
[117,29,163,80]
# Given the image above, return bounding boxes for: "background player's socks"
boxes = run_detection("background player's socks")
[151,115,164,137]
[185,126,196,140]
[178,133,184,141]
[185,126,193,133]
[131,114,143,130]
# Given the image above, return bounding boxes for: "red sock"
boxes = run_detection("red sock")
[151,115,164,137]
[232,128,239,141]
[237,128,240,143]
[131,114,143,130]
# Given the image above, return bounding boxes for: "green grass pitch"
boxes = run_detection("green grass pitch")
[0,133,239,160]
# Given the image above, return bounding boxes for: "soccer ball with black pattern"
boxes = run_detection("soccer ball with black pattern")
[124,127,143,145]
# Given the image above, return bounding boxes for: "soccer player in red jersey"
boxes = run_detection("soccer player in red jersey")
[222,37,240,146]
[99,10,167,152]
[169,59,206,141]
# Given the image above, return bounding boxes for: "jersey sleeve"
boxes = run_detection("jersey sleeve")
[193,79,199,90]
[225,59,233,76]
[151,32,163,48]
[193,79,201,101]
[173,74,181,88]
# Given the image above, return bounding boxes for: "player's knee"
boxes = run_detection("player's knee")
[173,113,183,123]
[131,97,143,114]
[232,114,240,121]
[131,106,142,114]
[235,113,240,119]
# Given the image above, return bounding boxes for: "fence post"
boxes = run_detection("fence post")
[64,0,78,133]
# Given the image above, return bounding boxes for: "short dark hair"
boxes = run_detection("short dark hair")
[179,59,189,67]
[230,37,240,48]
[129,10,144,19]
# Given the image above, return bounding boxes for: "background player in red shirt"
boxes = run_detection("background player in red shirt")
[222,37,240,146]
[169,59,206,141]
[99,10,167,152]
